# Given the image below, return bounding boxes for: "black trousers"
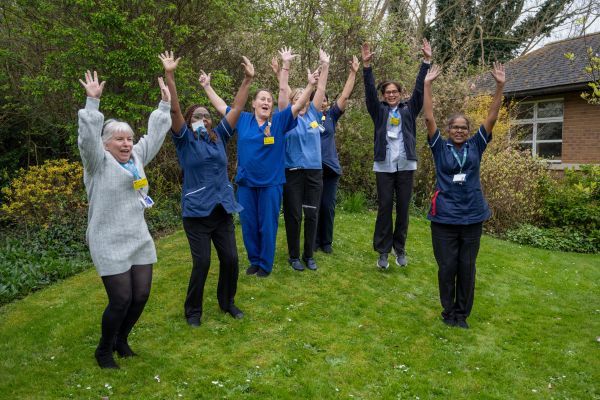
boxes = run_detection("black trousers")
[182,205,239,319]
[316,166,340,248]
[431,221,482,321]
[373,170,414,254]
[283,168,323,259]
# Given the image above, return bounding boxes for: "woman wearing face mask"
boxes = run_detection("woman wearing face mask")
[77,70,171,368]
[275,49,330,272]
[160,51,253,327]
[362,40,431,270]
[423,62,506,329]
[202,47,318,277]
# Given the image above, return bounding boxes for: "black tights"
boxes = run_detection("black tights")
[99,264,152,348]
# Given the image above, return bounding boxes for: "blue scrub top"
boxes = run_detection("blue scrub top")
[320,103,344,175]
[427,125,492,225]
[285,102,322,169]
[235,105,297,187]
[172,118,243,218]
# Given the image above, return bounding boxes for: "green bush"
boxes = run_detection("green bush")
[506,224,599,254]
[339,191,367,213]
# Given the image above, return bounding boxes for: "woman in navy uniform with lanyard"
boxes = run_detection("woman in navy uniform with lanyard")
[423,61,506,328]
[78,70,172,368]
[160,51,253,326]
[362,40,432,270]
[202,47,318,277]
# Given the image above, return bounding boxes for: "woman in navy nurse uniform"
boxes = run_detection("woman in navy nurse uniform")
[161,51,253,327]
[422,61,506,329]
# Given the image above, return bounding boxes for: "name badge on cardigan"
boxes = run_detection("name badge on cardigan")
[309,121,319,129]
[264,136,275,145]
[453,173,466,183]
[138,191,155,208]
[133,177,148,190]
[387,130,398,139]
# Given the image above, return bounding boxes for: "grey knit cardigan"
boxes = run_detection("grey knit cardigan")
[77,97,171,276]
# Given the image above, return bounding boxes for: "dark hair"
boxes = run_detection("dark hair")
[309,90,329,102]
[377,80,403,96]
[183,104,217,143]
[446,113,471,132]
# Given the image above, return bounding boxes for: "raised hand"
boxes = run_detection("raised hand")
[279,46,298,64]
[198,70,211,88]
[270,56,280,76]
[79,70,105,99]
[307,67,319,86]
[241,56,255,78]
[158,77,171,102]
[421,38,432,62]
[350,55,359,73]
[158,50,181,73]
[319,48,330,65]
[491,61,505,85]
[361,43,374,64]
[424,64,442,83]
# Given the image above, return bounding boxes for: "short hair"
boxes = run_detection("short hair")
[254,88,273,101]
[377,80,403,96]
[102,119,134,144]
[289,87,303,103]
[310,90,329,102]
[446,113,471,132]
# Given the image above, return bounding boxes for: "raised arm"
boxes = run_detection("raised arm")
[408,38,433,116]
[423,64,442,138]
[291,68,318,118]
[225,56,254,129]
[483,61,506,133]
[199,70,228,116]
[77,70,106,174]
[277,47,298,110]
[271,56,291,110]
[361,43,379,120]
[336,55,359,111]
[159,50,184,132]
[312,49,330,110]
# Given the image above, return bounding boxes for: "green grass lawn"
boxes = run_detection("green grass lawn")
[0,212,598,399]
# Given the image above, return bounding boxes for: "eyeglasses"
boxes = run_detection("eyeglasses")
[384,90,399,95]
[450,125,468,131]
[192,112,211,119]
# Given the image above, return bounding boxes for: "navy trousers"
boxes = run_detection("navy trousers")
[316,166,340,248]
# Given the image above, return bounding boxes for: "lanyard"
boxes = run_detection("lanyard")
[119,159,141,180]
[450,146,468,172]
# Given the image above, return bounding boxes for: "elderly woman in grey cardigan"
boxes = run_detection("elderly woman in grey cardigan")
[78,70,171,369]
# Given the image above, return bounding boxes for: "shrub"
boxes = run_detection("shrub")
[506,224,599,254]
[339,191,367,213]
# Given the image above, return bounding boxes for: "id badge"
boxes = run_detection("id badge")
[390,117,400,126]
[318,124,326,133]
[138,192,155,208]
[264,136,275,145]
[309,121,319,129]
[133,177,148,191]
[387,130,398,139]
[453,173,466,183]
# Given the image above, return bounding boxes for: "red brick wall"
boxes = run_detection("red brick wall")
[562,92,600,164]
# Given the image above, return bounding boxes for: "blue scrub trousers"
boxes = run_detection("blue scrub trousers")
[237,185,283,273]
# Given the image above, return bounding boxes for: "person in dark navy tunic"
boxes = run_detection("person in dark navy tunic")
[423,61,506,329]
[161,51,254,327]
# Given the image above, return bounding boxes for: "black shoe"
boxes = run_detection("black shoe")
[257,268,271,278]
[246,265,259,275]
[456,320,469,329]
[186,316,201,327]
[95,340,120,369]
[289,258,305,271]
[303,257,318,271]
[442,318,457,327]
[321,244,333,254]
[226,304,244,319]
[114,337,137,358]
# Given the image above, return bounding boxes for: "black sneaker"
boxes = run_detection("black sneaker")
[456,320,469,329]
[186,316,201,327]
[246,265,259,275]
[257,268,271,278]
[377,253,389,270]
[225,304,244,319]
[321,244,333,254]
[289,258,305,271]
[442,318,457,327]
[303,257,318,271]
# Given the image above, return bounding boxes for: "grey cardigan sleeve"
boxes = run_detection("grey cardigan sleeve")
[77,97,105,175]
[133,100,172,166]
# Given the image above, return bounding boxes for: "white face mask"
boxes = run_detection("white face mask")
[192,120,207,134]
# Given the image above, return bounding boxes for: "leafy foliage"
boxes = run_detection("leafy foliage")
[506,224,599,253]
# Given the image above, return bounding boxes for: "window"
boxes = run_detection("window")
[511,99,563,162]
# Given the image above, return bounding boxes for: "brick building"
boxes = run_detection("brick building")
[477,32,600,169]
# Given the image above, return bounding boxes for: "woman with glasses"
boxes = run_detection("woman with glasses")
[361,40,432,270]
[423,62,506,329]
[160,51,253,327]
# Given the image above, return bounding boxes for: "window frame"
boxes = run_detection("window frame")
[511,98,564,163]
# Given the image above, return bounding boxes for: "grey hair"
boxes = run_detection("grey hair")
[101,119,134,144]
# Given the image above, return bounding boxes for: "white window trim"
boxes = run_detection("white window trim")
[511,98,564,163]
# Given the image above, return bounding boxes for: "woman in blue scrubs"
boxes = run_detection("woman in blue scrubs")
[161,51,253,326]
